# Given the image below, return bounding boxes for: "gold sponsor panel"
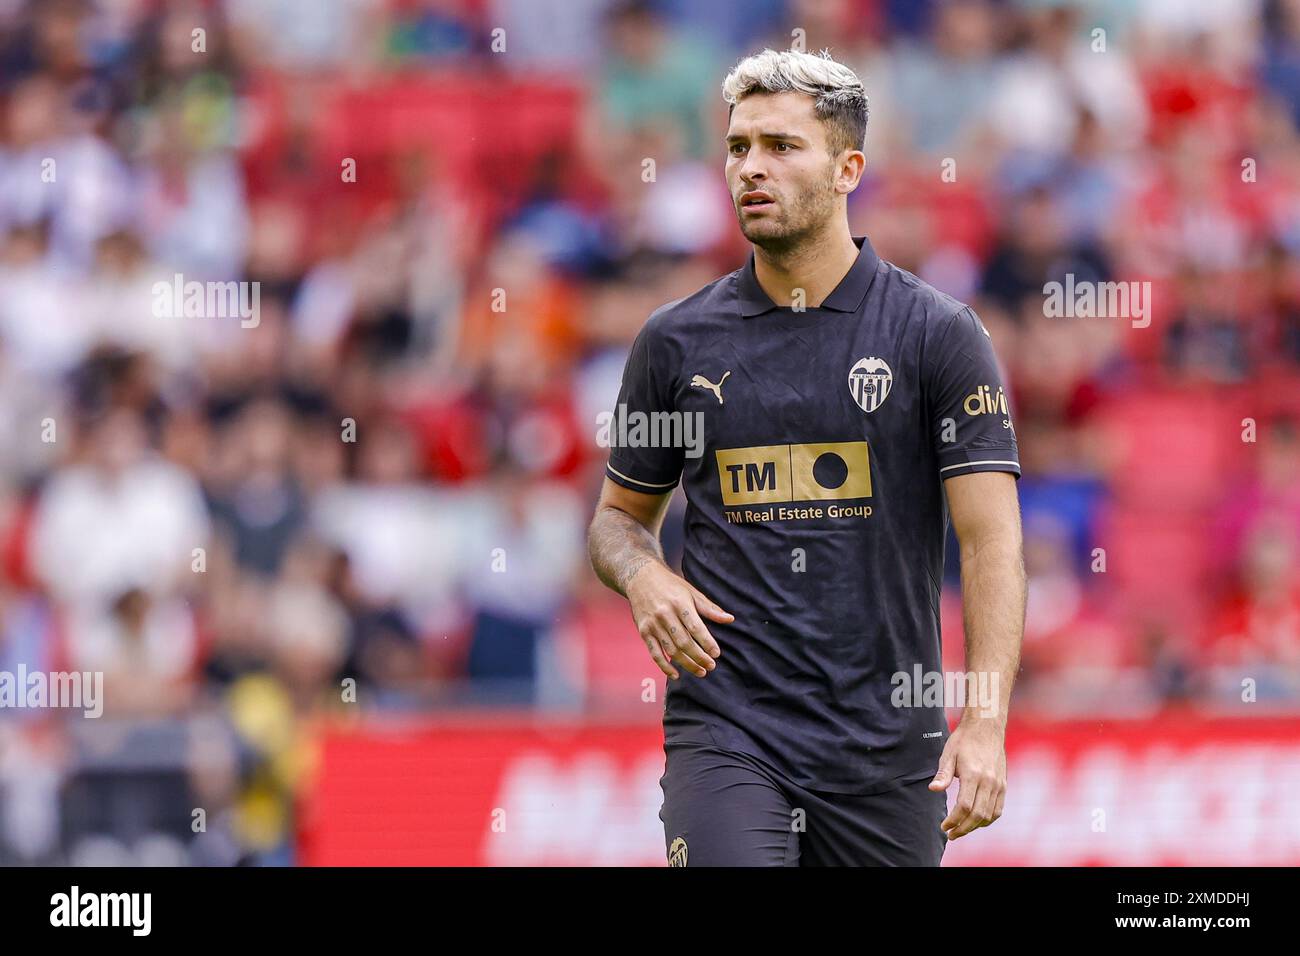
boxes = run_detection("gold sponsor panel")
[715,441,871,505]
[715,444,791,506]
[790,441,872,500]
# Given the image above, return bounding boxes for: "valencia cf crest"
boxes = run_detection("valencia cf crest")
[668,836,688,867]
[848,357,893,413]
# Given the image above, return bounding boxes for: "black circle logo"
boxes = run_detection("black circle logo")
[812,452,848,490]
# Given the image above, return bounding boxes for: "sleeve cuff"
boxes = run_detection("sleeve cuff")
[937,448,1021,480]
[605,461,681,493]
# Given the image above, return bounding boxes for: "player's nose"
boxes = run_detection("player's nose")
[737,153,767,184]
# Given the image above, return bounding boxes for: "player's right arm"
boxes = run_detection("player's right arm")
[588,478,731,680]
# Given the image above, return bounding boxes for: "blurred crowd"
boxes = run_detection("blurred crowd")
[0,0,1298,863]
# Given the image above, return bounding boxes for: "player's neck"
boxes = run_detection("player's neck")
[752,226,860,309]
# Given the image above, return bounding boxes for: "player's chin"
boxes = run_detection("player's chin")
[737,217,789,242]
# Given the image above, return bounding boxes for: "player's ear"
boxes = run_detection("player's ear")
[838,150,865,193]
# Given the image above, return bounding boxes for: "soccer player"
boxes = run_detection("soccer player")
[587,49,1025,866]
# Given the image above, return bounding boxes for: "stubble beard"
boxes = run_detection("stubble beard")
[737,164,839,257]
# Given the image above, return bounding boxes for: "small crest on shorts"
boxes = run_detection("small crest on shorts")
[668,836,688,867]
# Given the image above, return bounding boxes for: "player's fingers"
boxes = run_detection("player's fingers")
[941,774,982,839]
[948,768,1000,839]
[643,604,707,677]
[968,774,1000,833]
[949,802,989,840]
[992,784,1006,823]
[689,585,734,625]
[659,606,715,674]
[929,742,957,791]
[649,642,680,680]
[638,620,680,680]
[677,604,722,659]
[656,628,708,678]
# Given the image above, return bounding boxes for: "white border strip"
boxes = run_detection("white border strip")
[940,459,1021,473]
[606,464,678,489]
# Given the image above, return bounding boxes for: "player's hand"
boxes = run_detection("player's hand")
[625,562,732,680]
[928,718,1007,840]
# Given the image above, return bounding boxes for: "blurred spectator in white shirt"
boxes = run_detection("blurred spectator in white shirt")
[30,406,210,610]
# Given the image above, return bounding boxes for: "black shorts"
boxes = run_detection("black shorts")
[659,739,948,866]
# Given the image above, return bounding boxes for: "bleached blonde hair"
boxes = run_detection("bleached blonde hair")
[721,48,868,156]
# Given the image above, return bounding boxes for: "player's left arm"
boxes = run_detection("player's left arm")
[929,470,1026,840]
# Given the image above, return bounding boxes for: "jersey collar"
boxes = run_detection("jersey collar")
[737,235,881,318]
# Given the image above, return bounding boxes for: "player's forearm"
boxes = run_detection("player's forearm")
[588,505,668,597]
[957,529,1026,731]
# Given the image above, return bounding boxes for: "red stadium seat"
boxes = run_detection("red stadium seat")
[1094,506,1211,635]
[1093,386,1252,510]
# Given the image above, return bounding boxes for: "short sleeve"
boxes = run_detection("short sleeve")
[604,318,685,493]
[926,307,1021,480]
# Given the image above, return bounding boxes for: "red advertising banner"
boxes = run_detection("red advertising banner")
[297,714,1300,866]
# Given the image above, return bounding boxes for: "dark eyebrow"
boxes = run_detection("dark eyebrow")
[725,132,809,145]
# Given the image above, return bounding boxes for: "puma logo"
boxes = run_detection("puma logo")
[690,371,730,404]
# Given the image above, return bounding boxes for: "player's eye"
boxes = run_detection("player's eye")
[775,142,794,152]
[728,143,747,155]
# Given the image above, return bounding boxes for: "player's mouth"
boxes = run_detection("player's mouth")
[739,191,776,212]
